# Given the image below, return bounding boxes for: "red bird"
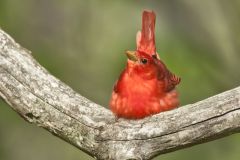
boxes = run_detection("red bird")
[110,10,181,119]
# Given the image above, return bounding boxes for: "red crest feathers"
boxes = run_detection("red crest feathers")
[137,11,156,55]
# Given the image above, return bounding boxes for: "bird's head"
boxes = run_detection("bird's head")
[124,10,180,92]
[125,50,180,92]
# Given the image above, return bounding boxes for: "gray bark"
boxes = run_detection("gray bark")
[0,28,240,160]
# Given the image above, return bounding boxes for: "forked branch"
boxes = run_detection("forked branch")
[0,28,240,160]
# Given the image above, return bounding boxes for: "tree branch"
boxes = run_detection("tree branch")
[0,28,240,160]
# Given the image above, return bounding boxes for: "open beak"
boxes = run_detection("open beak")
[125,51,138,62]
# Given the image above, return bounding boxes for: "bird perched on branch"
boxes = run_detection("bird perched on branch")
[110,10,181,119]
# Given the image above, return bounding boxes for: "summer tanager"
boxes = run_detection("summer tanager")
[110,10,181,119]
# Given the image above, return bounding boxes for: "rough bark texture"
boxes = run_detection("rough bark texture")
[0,28,240,160]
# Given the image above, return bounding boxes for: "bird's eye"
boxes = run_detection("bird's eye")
[140,58,148,64]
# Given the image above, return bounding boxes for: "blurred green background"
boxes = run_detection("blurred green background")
[1,0,240,160]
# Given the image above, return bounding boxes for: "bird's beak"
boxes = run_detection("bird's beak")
[125,51,138,62]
